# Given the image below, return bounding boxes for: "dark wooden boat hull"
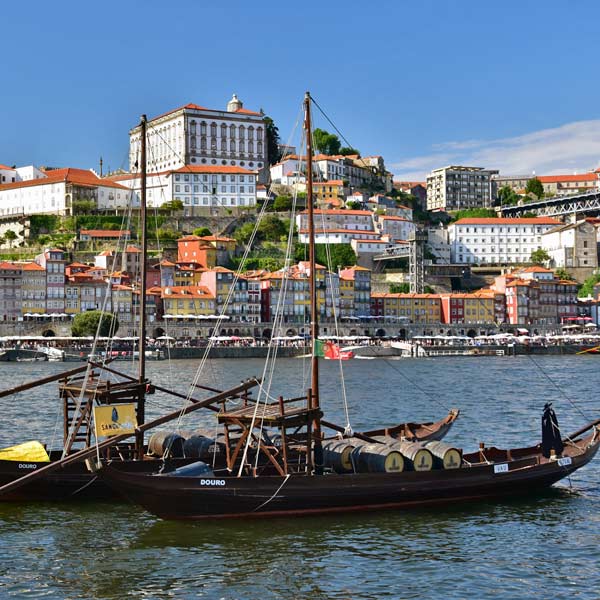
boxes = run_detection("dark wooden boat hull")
[0,412,459,502]
[97,427,600,520]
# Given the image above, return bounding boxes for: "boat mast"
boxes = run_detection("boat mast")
[138,115,148,419]
[304,92,323,473]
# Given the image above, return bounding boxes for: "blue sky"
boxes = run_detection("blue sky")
[2,0,600,181]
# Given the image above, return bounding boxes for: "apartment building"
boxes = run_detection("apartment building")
[0,261,22,321]
[427,166,499,212]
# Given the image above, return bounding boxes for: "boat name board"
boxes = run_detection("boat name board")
[557,457,572,467]
[493,463,509,474]
[199,479,226,486]
[18,463,38,470]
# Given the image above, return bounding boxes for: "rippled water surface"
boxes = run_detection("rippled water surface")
[0,356,599,599]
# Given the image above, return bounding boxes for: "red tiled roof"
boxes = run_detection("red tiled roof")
[172,165,256,175]
[300,209,373,216]
[299,228,378,235]
[22,262,45,271]
[453,218,561,225]
[81,229,130,237]
[0,164,14,170]
[537,173,598,183]
[0,168,129,191]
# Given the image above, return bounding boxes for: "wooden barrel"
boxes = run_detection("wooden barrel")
[148,431,185,458]
[425,441,462,469]
[322,440,356,473]
[183,435,223,459]
[392,441,433,471]
[350,443,405,473]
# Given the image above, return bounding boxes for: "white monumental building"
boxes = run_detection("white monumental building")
[129,95,268,183]
[448,217,561,264]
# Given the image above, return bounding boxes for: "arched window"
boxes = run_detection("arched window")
[229,124,236,138]
[257,141,263,154]
[190,135,196,149]
[248,126,254,140]
[239,126,245,139]
[248,141,254,154]
[230,139,236,152]
[211,137,217,150]
[221,138,227,151]
[221,123,227,138]
[200,137,207,150]
[210,122,217,136]
[200,121,207,135]
[190,120,197,135]
[257,127,263,140]
[239,140,245,152]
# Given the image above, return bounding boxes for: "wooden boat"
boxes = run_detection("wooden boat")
[97,421,600,519]
[91,92,599,521]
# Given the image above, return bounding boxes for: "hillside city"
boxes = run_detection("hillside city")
[1,93,600,338]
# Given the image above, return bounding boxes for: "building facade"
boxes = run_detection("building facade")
[128,95,268,183]
[427,166,499,212]
[448,218,561,264]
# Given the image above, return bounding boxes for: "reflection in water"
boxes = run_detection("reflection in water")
[0,357,599,598]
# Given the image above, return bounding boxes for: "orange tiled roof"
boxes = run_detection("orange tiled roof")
[453,218,561,226]
[172,165,256,175]
[537,173,598,183]
[81,229,130,237]
[0,168,129,191]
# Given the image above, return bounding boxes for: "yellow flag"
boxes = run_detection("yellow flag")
[94,404,137,438]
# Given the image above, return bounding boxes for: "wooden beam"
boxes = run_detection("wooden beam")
[0,363,91,399]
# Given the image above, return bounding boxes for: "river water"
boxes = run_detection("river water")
[0,356,599,599]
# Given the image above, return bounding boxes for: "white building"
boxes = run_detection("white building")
[448,217,561,264]
[427,166,499,212]
[375,215,415,241]
[296,209,376,244]
[112,165,257,215]
[542,220,598,269]
[129,94,268,183]
[0,167,130,217]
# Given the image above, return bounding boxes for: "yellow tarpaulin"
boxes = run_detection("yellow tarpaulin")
[0,441,50,462]
[94,404,137,438]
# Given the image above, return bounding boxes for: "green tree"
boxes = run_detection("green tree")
[313,128,341,155]
[554,268,571,281]
[339,147,360,156]
[314,244,356,270]
[258,215,288,242]
[4,230,17,248]
[390,283,410,293]
[264,116,282,165]
[498,186,520,206]
[525,177,544,199]
[346,200,362,210]
[72,200,96,214]
[273,195,293,212]
[193,227,212,237]
[530,248,550,264]
[451,208,497,221]
[234,222,257,245]
[579,273,600,298]
[72,310,119,337]
[156,228,180,242]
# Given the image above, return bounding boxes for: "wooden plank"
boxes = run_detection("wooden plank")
[0,363,92,399]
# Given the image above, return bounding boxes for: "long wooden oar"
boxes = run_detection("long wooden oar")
[0,378,260,497]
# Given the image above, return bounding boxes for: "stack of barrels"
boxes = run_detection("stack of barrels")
[322,437,462,474]
[148,430,224,460]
